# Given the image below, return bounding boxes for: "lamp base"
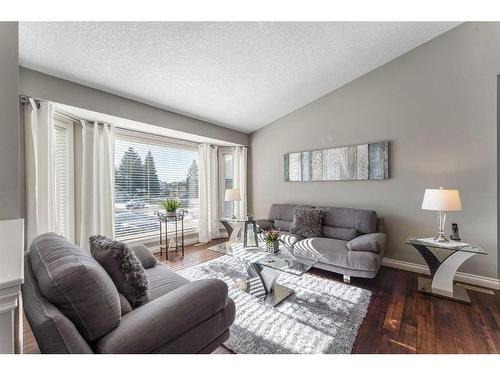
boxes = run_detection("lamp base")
[434,233,449,242]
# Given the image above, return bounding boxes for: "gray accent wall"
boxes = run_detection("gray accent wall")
[0,22,20,220]
[250,22,499,279]
[19,67,249,146]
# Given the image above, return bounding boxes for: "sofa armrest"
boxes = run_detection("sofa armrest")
[347,233,386,254]
[95,279,229,353]
[255,219,274,232]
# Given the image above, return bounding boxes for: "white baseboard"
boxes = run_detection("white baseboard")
[382,257,500,290]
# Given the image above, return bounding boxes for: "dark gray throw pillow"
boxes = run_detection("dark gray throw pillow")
[89,235,150,308]
[290,208,323,238]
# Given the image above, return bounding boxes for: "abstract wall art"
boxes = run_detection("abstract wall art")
[284,141,389,182]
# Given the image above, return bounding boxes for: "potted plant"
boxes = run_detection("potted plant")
[263,229,280,255]
[160,199,182,218]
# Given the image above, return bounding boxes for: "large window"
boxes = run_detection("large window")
[114,130,199,241]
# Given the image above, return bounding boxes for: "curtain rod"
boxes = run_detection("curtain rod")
[19,95,245,149]
[20,95,108,126]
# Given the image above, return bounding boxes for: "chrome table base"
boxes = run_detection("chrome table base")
[417,276,471,304]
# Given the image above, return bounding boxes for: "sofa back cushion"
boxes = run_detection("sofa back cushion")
[274,219,292,232]
[318,206,378,235]
[268,203,314,222]
[321,226,359,241]
[29,233,121,342]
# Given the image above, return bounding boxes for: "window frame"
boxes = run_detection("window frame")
[53,113,75,241]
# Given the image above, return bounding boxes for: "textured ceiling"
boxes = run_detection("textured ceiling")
[19,22,459,133]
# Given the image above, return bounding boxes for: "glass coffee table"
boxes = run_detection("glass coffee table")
[209,239,323,306]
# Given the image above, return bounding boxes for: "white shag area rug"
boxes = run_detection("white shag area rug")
[178,255,371,354]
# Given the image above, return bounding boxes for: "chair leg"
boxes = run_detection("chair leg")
[343,275,351,283]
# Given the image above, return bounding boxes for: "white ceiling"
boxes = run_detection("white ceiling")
[19,22,459,133]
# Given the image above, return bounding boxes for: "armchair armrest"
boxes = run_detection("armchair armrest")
[95,279,229,353]
[255,219,274,232]
[347,233,386,254]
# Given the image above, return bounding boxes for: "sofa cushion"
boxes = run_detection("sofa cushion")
[274,219,292,232]
[322,226,359,241]
[129,243,158,269]
[317,206,378,234]
[279,232,303,249]
[290,208,323,238]
[295,237,349,265]
[145,264,190,301]
[90,235,150,308]
[29,233,121,342]
[295,237,381,272]
[268,203,314,222]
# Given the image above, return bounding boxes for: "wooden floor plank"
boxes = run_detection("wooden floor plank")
[23,239,500,354]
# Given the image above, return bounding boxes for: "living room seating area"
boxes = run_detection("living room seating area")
[1,15,500,368]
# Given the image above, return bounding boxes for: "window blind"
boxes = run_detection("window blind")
[54,117,73,239]
[114,130,199,241]
[223,153,233,217]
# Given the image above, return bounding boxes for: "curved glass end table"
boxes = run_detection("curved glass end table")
[406,238,487,304]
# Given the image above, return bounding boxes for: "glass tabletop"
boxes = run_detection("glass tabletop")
[406,238,487,255]
[215,217,248,223]
[209,240,323,276]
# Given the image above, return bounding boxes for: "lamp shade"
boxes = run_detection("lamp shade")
[421,188,462,212]
[224,188,241,202]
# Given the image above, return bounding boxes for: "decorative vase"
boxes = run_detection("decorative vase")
[266,240,280,255]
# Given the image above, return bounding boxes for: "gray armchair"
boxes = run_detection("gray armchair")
[22,233,235,354]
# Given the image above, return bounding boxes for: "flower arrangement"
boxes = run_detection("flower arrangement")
[263,229,280,254]
[160,199,182,216]
[263,229,280,243]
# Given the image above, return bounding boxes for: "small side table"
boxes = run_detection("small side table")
[217,218,247,241]
[406,238,487,304]
[155,209,187,260]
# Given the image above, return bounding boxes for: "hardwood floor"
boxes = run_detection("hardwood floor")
[23,239,500,354]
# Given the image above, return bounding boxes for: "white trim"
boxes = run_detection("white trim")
[382,257,500,290]
[115,127,199,150]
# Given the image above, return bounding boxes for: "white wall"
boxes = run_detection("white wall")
[250,22,499,279]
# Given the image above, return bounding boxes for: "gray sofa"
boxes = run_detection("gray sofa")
[22,233,235,353]
[257,204,386,279]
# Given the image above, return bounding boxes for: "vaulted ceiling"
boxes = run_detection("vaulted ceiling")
[19,22,459,133]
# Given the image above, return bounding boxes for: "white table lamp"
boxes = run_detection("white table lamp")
[225,188,241,219]
[421,187,462,242]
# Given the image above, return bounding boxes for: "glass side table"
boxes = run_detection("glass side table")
[216,217,248,241]
[155,209,188,260]
[406,238,487,304]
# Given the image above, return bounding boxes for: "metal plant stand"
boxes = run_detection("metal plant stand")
[155,209,187,260]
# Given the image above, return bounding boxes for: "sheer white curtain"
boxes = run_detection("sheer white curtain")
[198,144,219,243]
[24,99,57,246]
[233,146,248,218]
[76,121,115,248]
